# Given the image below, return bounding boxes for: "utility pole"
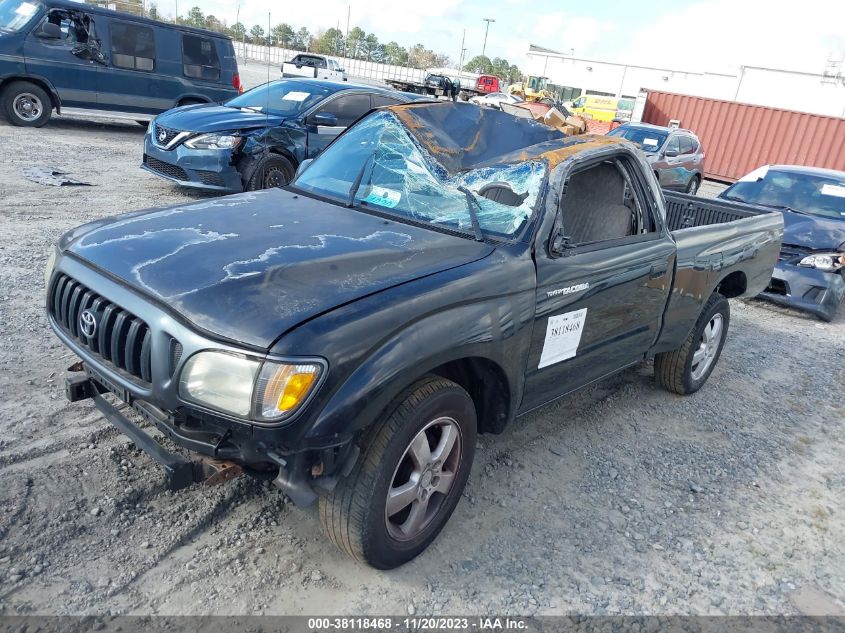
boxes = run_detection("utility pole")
[481,18,495,59]
[345,5,350,58]
[458,29,466,76]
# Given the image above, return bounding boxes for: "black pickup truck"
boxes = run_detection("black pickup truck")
[46,103,782,569]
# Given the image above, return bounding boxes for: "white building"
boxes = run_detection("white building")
[525,44,845,118]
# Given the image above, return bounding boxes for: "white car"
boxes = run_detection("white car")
[470,92,522,109]
[282,54,346,82]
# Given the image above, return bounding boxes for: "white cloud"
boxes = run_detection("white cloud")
[619,0,845,74]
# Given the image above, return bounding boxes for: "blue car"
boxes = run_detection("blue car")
[0,0,240,127]
[142,79,424,192]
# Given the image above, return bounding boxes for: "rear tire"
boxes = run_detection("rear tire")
[319,375,476,569]
[654,293,729,395]
[2,81,52,127]
[686,175,701,195]
[245,155,295,190]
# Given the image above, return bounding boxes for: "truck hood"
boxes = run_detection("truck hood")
[64,189,494,349]
[781,209,845,251]
[155,103,285,133]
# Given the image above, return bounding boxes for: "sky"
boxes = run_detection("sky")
[172,0,844,75]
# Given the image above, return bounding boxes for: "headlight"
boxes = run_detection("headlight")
[179,352,259,416]
[178,351,323,421]
[44,246,58,288]
[184,133,242,150]
[798,253,845,272]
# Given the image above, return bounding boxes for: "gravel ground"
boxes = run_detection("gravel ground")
[0,112,843,618]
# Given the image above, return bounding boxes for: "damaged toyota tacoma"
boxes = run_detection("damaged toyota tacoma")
[47,102,783,569]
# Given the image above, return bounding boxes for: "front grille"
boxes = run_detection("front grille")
[196,169,226,187]
[144,155,188,181]
[50,274,153,383]
[153,123,182,147]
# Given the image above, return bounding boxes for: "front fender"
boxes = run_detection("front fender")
[304,295,531,442]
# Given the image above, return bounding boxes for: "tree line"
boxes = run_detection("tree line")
[85,0,523,78]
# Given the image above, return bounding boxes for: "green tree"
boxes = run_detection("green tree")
[229,22,246,41]
[382,41,408,66]
[204,14,222,32]
[147,2,159,20]
[346,26,365,58]
[294,27,312,51]
[184,6,204,28]
[315,28,344,55]
[271,23,295,48]
[250,24,265,45]
[361,33,380,61]
[464,55,493,74]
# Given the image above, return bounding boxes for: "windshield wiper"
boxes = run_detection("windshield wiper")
[769,204,811,216]
[457,186,485,242]
[347,153,375,207]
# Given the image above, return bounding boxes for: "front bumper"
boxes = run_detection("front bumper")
[142,134,244,193]
[47,257,356,504]
[758,262,845,321]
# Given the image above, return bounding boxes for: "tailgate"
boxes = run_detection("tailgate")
[282,63,316,78]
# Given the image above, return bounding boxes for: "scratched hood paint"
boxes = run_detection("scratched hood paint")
[155,103,284,133]
[66,189,494,349]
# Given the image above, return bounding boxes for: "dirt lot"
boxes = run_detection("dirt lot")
[0,114,843,617]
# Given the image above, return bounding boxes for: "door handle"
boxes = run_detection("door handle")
[650,264,668,279]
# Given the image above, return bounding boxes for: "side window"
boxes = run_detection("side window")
[43,11,89,44]
[182,34,220,80]
[688,136,700,154]
[665,136,681,155]
[317,94,371,127]
[110,21,155,71]
[559,160,656,246]
[679,135,695,155]
[371,94,403,108]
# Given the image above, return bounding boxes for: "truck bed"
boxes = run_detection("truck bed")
[663,191,775,232]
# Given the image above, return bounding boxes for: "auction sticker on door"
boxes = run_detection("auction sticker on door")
[539,309,588,368]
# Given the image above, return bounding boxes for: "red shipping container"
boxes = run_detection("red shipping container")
[641,90,845,182]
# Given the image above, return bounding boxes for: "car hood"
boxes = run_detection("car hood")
[781,209,845,251]
[154,103,285,133]
[63,189,494,349]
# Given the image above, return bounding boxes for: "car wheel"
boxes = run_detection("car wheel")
[2,81,52,127]
[245,155,295,191]
[654,293,730,395]
[686,175,701,195]
[319,375,477,569]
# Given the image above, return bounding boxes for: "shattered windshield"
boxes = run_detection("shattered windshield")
[293,111,546,240]
[0,0,40,33]
[225,80,331,117]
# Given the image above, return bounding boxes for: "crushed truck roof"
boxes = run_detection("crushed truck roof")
[387,101,627,175]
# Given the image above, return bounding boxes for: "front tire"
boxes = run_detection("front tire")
[2,81,52,127]
[245,155,295,191]
[686,175,701,195]
[654,293,730,395]
[319,375,476,569]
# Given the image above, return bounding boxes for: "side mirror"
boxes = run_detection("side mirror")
[338,67,345,73]
[37,22,62,39]
[311,111,338,127]
[294,158,313,180]
[664,148,679,158]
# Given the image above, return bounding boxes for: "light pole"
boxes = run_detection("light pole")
[481,18,495,59]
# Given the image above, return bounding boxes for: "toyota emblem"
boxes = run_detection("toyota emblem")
[157,129,167,143]
[79,310,97,339]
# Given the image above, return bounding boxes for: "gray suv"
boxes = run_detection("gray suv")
[608,122,705,194]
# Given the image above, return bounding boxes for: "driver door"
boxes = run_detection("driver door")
[305,92,372,157]
[23,10,100,107]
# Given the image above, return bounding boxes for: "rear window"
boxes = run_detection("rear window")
[182,34,220,81]
[294,55,326,68]
[110,22,155,71]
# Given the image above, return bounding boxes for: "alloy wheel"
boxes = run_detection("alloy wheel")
[13,93,42,122]
[690,313,723,381]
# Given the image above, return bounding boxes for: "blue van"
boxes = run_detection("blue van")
[0,0,240,127]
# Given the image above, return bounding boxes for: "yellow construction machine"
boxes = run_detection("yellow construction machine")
[507,75,553,102]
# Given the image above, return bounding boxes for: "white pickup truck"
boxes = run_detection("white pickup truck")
[282,54,347,82]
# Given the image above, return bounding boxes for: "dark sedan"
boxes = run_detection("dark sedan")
[719,165,845,321]
[142,79,422,192]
